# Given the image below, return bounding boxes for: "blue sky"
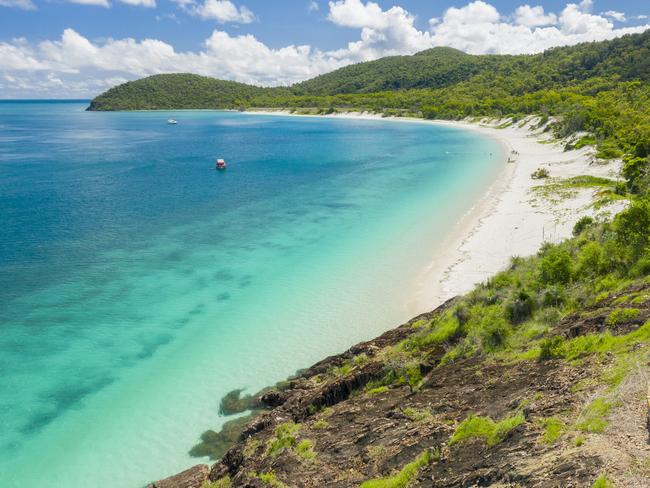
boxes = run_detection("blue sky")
[1,0,649,97]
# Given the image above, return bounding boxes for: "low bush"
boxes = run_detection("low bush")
[449,411,525,447]
[605,308,640,326]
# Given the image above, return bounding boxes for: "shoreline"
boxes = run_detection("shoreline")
[246,110,625,313]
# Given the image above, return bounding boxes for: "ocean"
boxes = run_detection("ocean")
[0,101,502,487]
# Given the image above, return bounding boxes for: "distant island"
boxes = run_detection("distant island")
[88,32,650,488]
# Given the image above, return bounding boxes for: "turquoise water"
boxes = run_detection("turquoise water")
[0,102,502,487]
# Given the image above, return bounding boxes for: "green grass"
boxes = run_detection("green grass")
[402,407,433,422]
[312,419,329,430]
[541,417,566,444]
[295,439,316,460]
[203,476,231,488]
[255,471,288,488]
[576,397,614,433]
[449,411,525,447]
[367,386,388,395]
[359,449,433,488]
[517,321,650,362]
[266,422,300,457]
[592,473,614,488]
[605,308,640,326]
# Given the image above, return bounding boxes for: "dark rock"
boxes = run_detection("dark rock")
[148,464,209,488]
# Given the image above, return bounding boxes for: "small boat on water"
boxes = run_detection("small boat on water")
[167,119,178,125]
[216,158,227,170]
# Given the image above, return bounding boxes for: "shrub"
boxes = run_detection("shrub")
[539,247,573,284]
[595,141,623,159]
[574,135,596,149]
[614,199,650,261]
[295,439,316,460]
[480,318,511,351]
[531,167,550,179]
[605,308,640,326]
[576,242,606,277]
[541,286,566,308]
[573,216,594,236]
[266,422,300,456]
[506,290,536,324]
[538,336,565,360]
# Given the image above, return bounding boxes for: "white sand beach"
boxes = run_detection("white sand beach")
[247,110,626,313]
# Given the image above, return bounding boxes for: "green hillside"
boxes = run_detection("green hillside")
[87,73,280,111]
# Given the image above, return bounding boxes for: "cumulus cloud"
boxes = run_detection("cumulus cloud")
[327,0,433,62]
[308,0,319,12]
[0,0,36,10]
[428,0,644,54]
[514,5,557,27]
[181,0,255,23]
[1,0,649,97]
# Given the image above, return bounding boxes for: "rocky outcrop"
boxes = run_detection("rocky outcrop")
[149,289,650,487]
[148,464,209,488]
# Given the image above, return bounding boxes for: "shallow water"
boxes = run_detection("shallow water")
[0,102,502,487]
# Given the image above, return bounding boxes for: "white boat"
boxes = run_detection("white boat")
[167,119,178,125]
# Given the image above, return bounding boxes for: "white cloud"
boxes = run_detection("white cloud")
[0,0,36,10]
[66,0,111,7]
[119,0,157,7]
[428,0,645,54]
[328,0,388,28]
[308,0,319,12]
[514,5,557,27]
[1,0,649,97]
[185,0,254,23]
[327,0,433,62]
[602,10,626,22]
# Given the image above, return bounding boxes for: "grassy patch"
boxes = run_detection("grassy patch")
[312,419,329,430]
[541,417,565,444]
[359,449,433,488]
[402,407,433,422]
[592,473,614,488]
[266,422,300,457]
[576,397,614,433]
[518,321,650,362]
[449,411,525,447]
[295,439,316,460]
[255,471,288,488]
[203,476,231,488]
[605,308,640,326]
[367,386,388,395]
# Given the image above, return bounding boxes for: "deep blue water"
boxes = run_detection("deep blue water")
[0,101,502,487]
